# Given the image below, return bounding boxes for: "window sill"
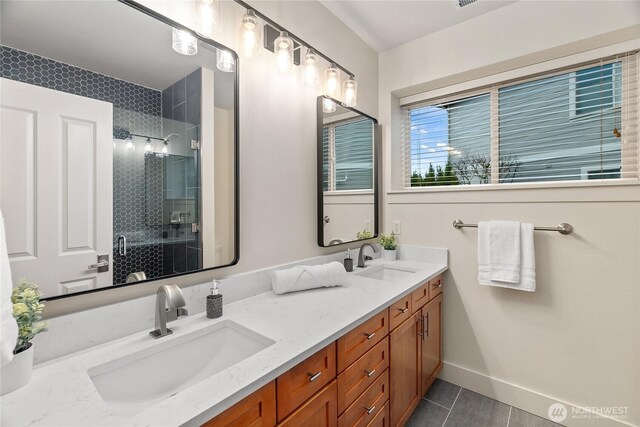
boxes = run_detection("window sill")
[387,179,640,204]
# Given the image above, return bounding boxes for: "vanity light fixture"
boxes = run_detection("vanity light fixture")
[125,138,134,151]
[172,28,198,56]
[342,75,357,107]
[216,49,236,72]
[274,31,294,74]
[144,138,153,153]
[302,48,320,88]
[324,64,341,99]
[323,97,337,113]
[240,9,261,59]
[162,141,169,155]
[195,0,219,38]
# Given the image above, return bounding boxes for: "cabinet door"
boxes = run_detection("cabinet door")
[278,380,338,427]
[389,312,421,427]
[203,381,276,427]
[421,294,442,393]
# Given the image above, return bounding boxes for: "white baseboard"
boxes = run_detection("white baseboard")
[439,361,637,427]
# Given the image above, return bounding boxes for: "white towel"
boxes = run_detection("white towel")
[489,221,520,283]
[0,210,18,365]
[478,221,536,292]
[272,262,347,295]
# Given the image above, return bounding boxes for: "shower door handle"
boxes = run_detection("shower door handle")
[118,235,127,256]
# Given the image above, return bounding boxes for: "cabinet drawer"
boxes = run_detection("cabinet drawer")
[337,310,388,373]
[411,281,429,312]
[365,401,389,427]
[203,381,276,427]
[277,380,338,427]
[338,369,389,427]
[388,296,411,332]
[429,275,443,299]
[338,337,389,414]
[277,342,337,422]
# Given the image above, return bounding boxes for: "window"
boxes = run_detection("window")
[323,118,374,191]
[403,53,637,187]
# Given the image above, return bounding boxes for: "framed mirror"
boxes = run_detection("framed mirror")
[0,0,239,300]
[317,96,380,247]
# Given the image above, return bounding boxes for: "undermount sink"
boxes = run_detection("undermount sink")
[355,265,418,281]
[88,320,274,414]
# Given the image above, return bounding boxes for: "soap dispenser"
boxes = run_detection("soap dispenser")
[344,249,353,272]
[207,280,223,319]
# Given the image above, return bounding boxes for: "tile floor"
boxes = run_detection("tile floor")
[407,379,562,427]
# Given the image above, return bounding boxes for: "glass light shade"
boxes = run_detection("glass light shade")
[324,65,341,99]
[195,0,219,38]
[172,28,198,56]
[217,49,236,73]
[274,31,294,74]
[144,141,152,153]
[162,144,168,155]
[125,140,134,151]
[240,10,261,59]
[342,76,358,107]
[323,98,337,113]
[302,49,320,88]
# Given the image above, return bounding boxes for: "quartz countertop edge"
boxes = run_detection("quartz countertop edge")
[0,257,448,427]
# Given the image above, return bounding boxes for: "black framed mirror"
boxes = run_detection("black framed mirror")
[317,96,380,247]
[0,0,239,300]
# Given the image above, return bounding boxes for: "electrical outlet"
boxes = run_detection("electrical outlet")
[364,219,371,232]
[393,221,402,235]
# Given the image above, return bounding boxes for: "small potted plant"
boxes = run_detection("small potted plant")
[356,230,373,240]
[379,232,398,261]
[1,279,47,395]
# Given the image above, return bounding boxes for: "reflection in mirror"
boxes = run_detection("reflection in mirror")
[0,1,238,299]
[317,96,378,247]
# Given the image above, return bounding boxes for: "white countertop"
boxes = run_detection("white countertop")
[1,257,447,427]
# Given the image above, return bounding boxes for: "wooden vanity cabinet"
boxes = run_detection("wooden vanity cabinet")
[278,380,338,427]
[202,274,444,427]
[389,313,422,427]
[202,381,276,427]
[421,294,442,393]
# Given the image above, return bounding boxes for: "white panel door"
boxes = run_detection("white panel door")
[0,78,113,297]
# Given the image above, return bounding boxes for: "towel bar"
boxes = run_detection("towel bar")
[452,219,574,235]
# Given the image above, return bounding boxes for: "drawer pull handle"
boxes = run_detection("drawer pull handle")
[365,332,376,340]
[365,405,376,415]
[433,283,442,288]
[307,371,322,382]
[398,308,408,314]
[364,369,376,377]
[419,315,425,340]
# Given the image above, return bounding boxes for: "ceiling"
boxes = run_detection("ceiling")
[319,0,517,52]
[0,1,234,107]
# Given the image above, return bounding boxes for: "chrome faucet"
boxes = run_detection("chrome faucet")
[149,284,188,339]
[357,243,378,268]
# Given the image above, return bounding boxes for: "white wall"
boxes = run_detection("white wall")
[45,0,378,315]
[379,1,640,426]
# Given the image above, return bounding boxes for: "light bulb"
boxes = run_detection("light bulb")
[240,10,261,59]
[125,140,134,151]
[324,65,341,99]
[274,31,294,74]
[323,98,336,113]
[144,139,152,153]
[217,49,236,73]
[172,28,198,56]
[342,76,358,107]
[196,0,219,38]
[302,49,319,88]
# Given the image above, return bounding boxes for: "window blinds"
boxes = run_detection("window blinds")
[401,52,638,188]
[323,118,374,191]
